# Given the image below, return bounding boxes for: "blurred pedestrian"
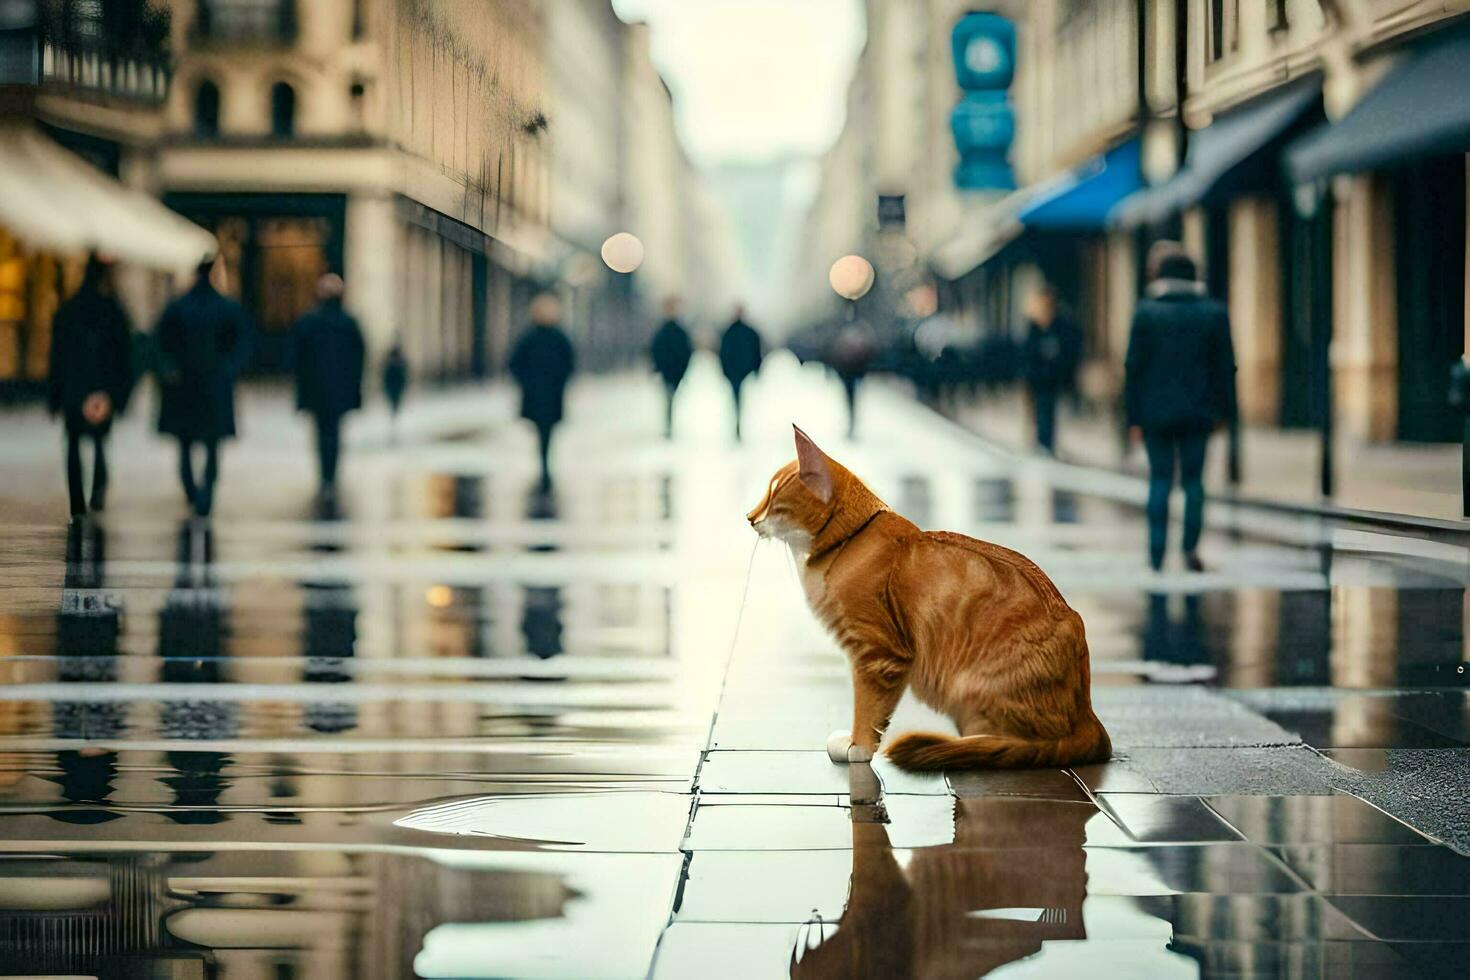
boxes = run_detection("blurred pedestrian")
[154,258,251,518]
[509,292,575,491]
[48,255,133,518]
[291,273,365,503]
[1124,247,1237,572]
[1022,285,1080,455]
[829,319,876,439]
[718,303,763,440]
[382,341,408,441]
[649,297,693,438]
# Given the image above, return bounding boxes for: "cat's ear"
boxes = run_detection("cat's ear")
[793,425,833,502]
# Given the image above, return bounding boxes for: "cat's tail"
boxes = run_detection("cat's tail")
[883,720,1112,771]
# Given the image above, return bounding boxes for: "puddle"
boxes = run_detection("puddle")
[395,791,692,852]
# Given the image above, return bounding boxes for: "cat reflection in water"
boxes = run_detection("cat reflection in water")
[747,427,1110,770]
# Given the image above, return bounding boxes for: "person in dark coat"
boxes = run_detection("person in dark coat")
[1021,285,1078,455]
[155,258,251,518]
[48,255,134,517]
[291,274,366,500]
[649,297,693,438]
[382,341,408,441]
[1124,248,1237,572]
[718,304,763,440]
[509,292,576,491]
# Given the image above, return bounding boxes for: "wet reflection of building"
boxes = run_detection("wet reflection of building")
[0,848,576,980]
[793,799,1091,978]
[47,520,125,822]
[158,522,235,823]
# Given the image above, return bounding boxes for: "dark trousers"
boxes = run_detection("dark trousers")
[177,439,220,517]
[1143,428,1210,569]
[1031,384,1058,453]
[840,376,859,438]
[314,413,343,489]
[65,428,108,516]
[729,380,744,440]
[663,382,678,438]
[535,420,555,489]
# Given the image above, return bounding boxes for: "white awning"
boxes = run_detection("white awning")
[930,190,1030,281]
[0,123,216,271]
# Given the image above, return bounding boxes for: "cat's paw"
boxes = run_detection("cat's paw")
[826,730,853,763]
[846,743,874,763]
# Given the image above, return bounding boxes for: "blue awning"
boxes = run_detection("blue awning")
[1112,76,1321,228]
[1286,21,1470,182]
[1016,138,1142,232]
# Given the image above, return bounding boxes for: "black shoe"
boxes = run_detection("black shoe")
[1184,552,1206,573]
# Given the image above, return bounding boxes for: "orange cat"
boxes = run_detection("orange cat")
[747,427,1110,770]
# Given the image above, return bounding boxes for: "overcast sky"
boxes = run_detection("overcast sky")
[610,0,866,167]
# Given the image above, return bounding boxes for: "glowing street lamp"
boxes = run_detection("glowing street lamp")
[601,232,645,274]
[828,254,874,301]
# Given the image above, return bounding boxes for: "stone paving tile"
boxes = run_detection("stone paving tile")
[949,766,1092,801]
[1096,794,1245,843]
[1070,757,1161,793]
[653,922,833,979]
[1081,844,1304,895]
[1203,792,1433,845]
[1092,685,1302,749]
[1324,748,1470,854]
[1326,896,1470,942]
[696,750,948,796]
[1116,746,1340,795]
[1227,687,1470,749]
[1274,843,1470,896]
[675,850,855,923]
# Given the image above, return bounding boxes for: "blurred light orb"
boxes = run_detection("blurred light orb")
[829,254,874,300]
[601,232,645,274]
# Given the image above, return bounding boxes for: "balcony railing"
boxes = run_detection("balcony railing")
[40,38,169,104]
[191,0,298,46]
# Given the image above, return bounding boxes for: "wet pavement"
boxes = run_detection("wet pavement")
[1,352,1468,978]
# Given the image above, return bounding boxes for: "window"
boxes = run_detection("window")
[194,78,221,137]
[1268,0,1290,34]
[270,80,295,137]
[1208,0,1240,63]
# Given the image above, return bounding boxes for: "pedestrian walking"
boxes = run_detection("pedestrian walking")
[649,298,693,438]
[154,259,251,518]
[291,274,366,503]
[1124,246,1237,572]
[1021,285,1078,455]
[829,319,876,439]
[382,342,408,441]
[48,255,134,518]
[509,292,575,491]
[718,304,763,440]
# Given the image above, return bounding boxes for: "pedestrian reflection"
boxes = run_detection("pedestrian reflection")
[521,586,565,659]
[1141,592,1208,666]
[48,519,124,823]
[303,581,359,734]
[157,520,235,824]
[792,798,1091,977]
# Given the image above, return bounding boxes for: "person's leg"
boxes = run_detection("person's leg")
[664,382,676,438]
[731,381,743,441]
[1179,430,1210,563]
[1142,431,1177,571]
[66,428,86,517]
[177,439,198,510]
[197,441,219,517]
[89,432,108,512]
[1035,387,1057,453]
[536,421,554,489]
[315,414,341,491]
[844,377,859,438]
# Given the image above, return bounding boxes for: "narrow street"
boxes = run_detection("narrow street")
[1,353,1467,977]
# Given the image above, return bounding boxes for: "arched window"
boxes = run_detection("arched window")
[194,78,220,137]
[270,81,295,138]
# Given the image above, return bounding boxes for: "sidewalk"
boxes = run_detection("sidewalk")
[952,389,1464,524]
